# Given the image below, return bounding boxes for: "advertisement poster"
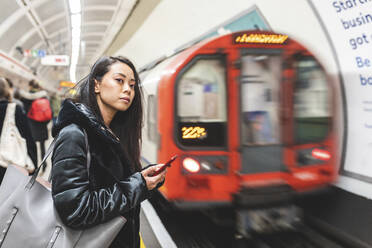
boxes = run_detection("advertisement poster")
[310,0,372,181]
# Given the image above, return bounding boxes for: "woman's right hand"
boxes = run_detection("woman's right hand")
[141,164,167,190]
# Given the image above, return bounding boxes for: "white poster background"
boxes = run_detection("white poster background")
[310,0,372,178]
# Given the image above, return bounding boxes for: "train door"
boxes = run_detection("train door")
[239,50,284,174]
[290,55,333,170]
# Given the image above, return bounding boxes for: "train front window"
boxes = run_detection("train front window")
[294,58,331,144]
[176,57,227,148]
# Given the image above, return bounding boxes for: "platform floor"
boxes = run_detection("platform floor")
[140,200,177,248]
[298,186,372,247]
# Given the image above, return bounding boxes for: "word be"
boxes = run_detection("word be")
[356,56,370,68]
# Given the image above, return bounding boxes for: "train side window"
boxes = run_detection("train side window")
[294,58,331,143]
[147,95,157,142]
[176,57,227,148]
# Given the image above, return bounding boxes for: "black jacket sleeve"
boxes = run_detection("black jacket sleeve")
[51,125,149,229]
[15,104,37,167]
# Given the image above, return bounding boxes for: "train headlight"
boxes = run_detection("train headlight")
[297,147,331,166]
[311,148,331,161]
[182,157,201,173]
[181,156,228,174]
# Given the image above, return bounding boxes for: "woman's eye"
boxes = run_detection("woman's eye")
[130,84,135,88]
[116,78,123,83]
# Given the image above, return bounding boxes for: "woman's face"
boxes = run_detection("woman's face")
[95,62,136,115]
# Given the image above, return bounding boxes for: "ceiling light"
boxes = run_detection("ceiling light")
[68,0,81,14]
[71,14,81,29]
[68,0,81,83]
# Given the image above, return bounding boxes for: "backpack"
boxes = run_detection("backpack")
[27,98,52,122]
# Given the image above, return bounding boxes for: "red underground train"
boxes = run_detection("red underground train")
[140,30,338,233]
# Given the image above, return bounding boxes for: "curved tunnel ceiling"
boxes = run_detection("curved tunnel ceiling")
[0,0,137,89]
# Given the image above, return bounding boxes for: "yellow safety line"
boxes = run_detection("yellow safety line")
[140,233,146,248]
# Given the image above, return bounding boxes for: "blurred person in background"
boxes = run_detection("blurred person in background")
[19,79,51,172]
[50,92,61,125]
[5,77,24,109]
[0,77,37,184]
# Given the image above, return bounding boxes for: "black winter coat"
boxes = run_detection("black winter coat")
[51,99,149,248]
[0,100,37,183]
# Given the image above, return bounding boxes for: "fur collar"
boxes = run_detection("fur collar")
[52,99,120,145]
[19,89,48,100]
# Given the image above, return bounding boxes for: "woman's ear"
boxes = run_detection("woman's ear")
[94,79,100,93]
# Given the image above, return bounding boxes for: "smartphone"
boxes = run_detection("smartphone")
[152,155,178,176]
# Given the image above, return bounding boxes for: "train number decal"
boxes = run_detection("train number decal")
[181,126,207,139]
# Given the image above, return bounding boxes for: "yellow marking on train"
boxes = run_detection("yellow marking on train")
[235,33,288,44]
[182,126,206,139]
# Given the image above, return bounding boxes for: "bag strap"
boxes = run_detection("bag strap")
[26,128,90,189]
[5,103,16,125]
[0,103,15,167]
[0,103,16,138]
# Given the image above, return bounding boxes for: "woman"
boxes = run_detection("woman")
[19,80,50,171]
[0,77,37,183]
[51,56,166,248]
[5,77,24,109]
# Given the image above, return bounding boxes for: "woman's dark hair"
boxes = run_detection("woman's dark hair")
[29,79,35,88]
[29,79,40,91]
[0,77,10,100]
[5,78,13,88]
[74,56,143,172]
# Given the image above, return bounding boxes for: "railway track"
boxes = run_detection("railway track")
[149,193,360,248]
[149,192,234,248]
[248,224,346,248]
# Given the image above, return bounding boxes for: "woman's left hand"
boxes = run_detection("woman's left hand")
[141,164,167,190]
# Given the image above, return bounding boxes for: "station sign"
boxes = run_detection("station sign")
[310,0,372,184]
[23,49,46,58]
[59,81,76,88]
[41,55,70,66]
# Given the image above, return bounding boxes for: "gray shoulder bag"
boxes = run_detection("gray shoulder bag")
[0,129,126,248]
